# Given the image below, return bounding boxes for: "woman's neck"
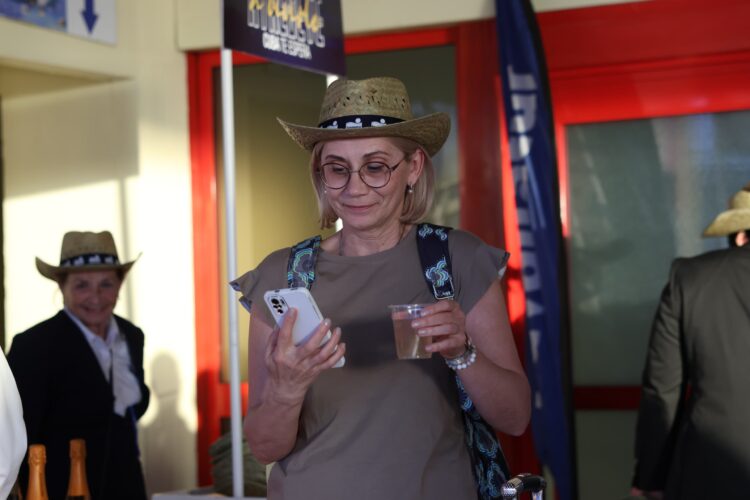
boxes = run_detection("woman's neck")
[88,323,108,339]
[65,307,109,339]
[338,222,409,257]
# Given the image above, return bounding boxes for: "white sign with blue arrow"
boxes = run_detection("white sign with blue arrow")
[66,0,116,45]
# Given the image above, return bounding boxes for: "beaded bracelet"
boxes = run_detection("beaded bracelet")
[445,342,478,371]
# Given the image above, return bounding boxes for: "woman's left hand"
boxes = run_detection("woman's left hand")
[411,300,468,359]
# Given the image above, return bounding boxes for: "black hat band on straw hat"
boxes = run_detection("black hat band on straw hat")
[60,253,121,268]
[318,115,405,130]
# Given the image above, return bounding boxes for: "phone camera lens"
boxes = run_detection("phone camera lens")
[271,298,279,305]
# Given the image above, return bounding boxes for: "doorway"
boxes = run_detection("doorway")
[541,1,750,496]
[188,29,465,484]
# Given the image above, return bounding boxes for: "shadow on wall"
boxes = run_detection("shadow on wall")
[140,352,194,496]
[2,79,139,198]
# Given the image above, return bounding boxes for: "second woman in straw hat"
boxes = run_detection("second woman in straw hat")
[7,231,150,500]
[233,77,530,500]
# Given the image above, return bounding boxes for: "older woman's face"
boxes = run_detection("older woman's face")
[319,137,422,232]
[61,270,121,334]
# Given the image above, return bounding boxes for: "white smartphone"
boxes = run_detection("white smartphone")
[263,287,345,368]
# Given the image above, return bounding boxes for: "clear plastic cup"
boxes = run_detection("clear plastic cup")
[389,304,432,359]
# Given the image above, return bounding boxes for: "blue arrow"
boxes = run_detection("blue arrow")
[81,0,98,34]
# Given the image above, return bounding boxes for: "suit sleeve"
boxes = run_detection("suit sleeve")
[6,333,51,447]
[130,328,150,420]
[632,259,687,490]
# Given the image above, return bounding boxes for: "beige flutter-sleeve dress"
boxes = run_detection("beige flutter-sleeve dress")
[233,226,509,500]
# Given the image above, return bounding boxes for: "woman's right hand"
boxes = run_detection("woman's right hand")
[264,308,345,404]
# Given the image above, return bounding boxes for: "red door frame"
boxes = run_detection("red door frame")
[537,0,750,411]
[188,0,750,485]
[187,25,526,484]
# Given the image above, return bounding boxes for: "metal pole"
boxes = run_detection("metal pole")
[326,74,344,233]
[220,47,244,498]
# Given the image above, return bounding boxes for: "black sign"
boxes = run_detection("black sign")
[224,0,346,76]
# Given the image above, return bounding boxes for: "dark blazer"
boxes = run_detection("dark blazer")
[7,311,150,500]
[632,244,750,499]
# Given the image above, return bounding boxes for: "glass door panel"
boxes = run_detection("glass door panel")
[567,109,750,500]
[568,110,750,386]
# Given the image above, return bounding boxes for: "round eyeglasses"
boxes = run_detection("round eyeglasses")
[318,157,405,189]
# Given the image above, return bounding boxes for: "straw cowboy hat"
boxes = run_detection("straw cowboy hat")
[703,182,750,237]
[36,231,137,282]
[278,76,451,157]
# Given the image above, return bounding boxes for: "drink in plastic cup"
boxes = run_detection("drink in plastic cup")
[389,304,432,359]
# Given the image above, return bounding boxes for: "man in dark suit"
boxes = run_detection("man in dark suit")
[631,183,750,500]
[8,231,150,500]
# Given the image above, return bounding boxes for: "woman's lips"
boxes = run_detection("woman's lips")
[344,203,374,212]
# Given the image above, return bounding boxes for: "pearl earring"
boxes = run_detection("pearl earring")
[407,184,414,194]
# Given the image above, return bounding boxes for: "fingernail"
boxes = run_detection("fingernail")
[412,320,422,328]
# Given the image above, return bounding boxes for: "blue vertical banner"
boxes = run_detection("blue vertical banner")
[495,1,574,499]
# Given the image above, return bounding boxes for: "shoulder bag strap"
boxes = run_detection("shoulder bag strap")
[287,235,322,289]
[416,223,455,299]
[415,223,510,500]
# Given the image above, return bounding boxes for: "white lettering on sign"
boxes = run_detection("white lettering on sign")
[530,328,541,364]
[507,64,546,317]
[262,32,312,59]
[262,32,281,51]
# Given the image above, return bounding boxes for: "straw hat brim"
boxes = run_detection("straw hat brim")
[35,256,137,282]
[277,112,451,157]
[702,208,750,237]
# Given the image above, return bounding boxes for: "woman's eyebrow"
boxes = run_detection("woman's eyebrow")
[362,150,390,159]
[322,154,348,163]
[323,150,391,162]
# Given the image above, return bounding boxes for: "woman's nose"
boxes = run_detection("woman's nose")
[90,288,108,303]
[345,171,369,195]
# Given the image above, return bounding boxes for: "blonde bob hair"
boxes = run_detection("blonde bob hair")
[310,137,435,229]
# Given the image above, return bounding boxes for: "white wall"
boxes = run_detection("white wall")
[0,1,197,495]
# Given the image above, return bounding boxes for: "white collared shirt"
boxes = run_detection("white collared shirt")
[0,349,26,499]
[64,308,142,417]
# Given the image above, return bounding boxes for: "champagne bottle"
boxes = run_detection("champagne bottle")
[25,444,48,500]
[65,439,91,500]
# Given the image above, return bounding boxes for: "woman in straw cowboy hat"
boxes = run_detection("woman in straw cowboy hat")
[631,183,750,500]
[232,77,530,500]
[7,231,150,500]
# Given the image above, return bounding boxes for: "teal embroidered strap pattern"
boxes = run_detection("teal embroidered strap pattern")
[286,236,321,289]
[415,223,510,500]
